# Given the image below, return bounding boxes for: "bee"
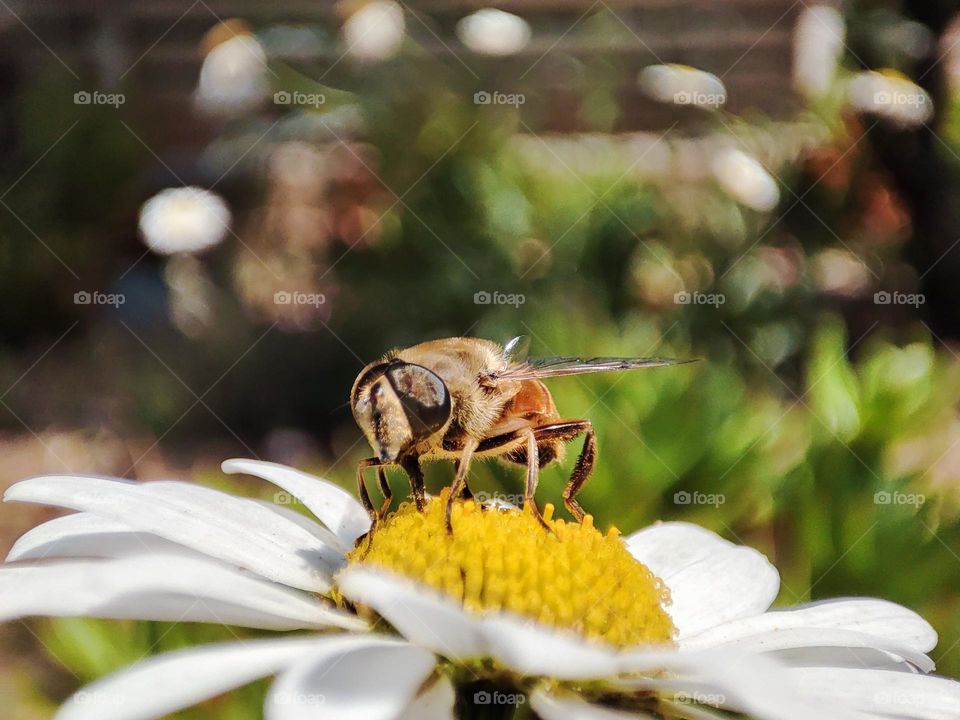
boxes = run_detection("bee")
[350,336,691,532]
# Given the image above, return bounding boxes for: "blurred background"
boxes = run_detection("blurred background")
[2,0,960,717]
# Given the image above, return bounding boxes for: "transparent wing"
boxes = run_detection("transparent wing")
[503,335,531,364]
[490,356,697,381]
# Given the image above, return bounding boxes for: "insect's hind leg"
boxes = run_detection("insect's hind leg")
[528,420,595,522]
[561,421,595,522]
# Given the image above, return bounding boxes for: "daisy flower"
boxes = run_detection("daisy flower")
[2,459,958,719]
[138,187,232,256]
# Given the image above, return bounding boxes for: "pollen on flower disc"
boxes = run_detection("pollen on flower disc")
[347,490,675,648]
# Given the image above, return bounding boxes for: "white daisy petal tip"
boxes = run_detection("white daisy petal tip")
[626,521,780,638]
[684,596,939,658]
[221,458,371,544]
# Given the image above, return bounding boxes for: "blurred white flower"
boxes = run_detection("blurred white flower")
[138,187,232,255]
[456,9,531,56]
[793,5,846,98]
[343,1,405,61]
[1,460,958,719]
[813,248,871,298]
[711,148,780,212]
[639,64,726,109]
[846,70,933,127]
[194,33,270,116]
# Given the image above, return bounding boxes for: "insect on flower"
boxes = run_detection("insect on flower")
[350,336,693,531]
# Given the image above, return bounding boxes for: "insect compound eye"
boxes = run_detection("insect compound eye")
[386,363,451,441]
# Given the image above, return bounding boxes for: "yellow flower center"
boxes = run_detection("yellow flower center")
[347,491,675,648]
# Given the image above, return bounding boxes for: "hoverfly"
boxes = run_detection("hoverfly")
[351,336,691,532]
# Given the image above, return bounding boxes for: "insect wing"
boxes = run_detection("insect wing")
[491,355,695,381]
[503,335,531,364]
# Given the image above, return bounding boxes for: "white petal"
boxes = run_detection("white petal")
[223,459,371,544]
[788,667,960,719]
[7,513,188,561]
[265,637,436,720]
[531,689,654,719]
[5,475,340,592]
[772,645,932,673]
[626,522,779,637]
[481,615,623,679]
[683,598,938,654]
[339,568,631,680]
[254,500,350,553]
[337,568,487,660]
[683,626,933,672]
[614,648,862,720]
[0,553,365,631]
[398,675,455,720]
[55,635,350,720]
[625,522,738,576]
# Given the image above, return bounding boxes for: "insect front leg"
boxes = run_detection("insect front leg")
[445,439,478,533]
[375,466,392,518]
[356,457,390,526]
[400,455,426,511]
[452,459,474,502]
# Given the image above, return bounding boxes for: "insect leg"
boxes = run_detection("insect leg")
[400,455,426,511]
[559,421,596,522]
[376,466,393,518]
[453,459,475,502]
[445,439,479,533]
[356,457,380,523]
